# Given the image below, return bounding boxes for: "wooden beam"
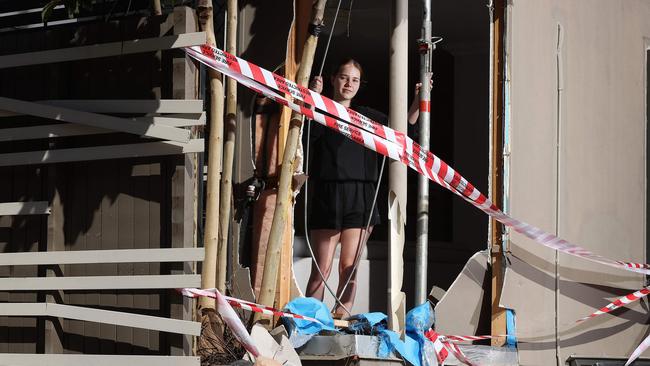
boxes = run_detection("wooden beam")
[217,0,239,305]
[0,32,207,69]
[0,303,201,335]
[257,0,327,318]
[150,113,206,126]
[0,354,199,366]
[0,140,204,166]
[0,115,205,142]
[171,5,200,357]
[275,0,312,317]
[0,248,204,266]
[198,0,224,310]
[490,0,507,347]
[0,274,201,290]
[0,201,49,215]
[0,99,203,117]
[0,97,191,142]
[44,166,64,353]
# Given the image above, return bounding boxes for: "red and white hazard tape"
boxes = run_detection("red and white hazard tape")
[425,330,481,366]
[185,44,650,277]
[424,330,451,364]
[573,285,650,365]
[443,341,477,366]
[442,334,502,343]
[184,44,650,364]
[190,287,261,357]
[576,286,650,323]
[181,288,324,325]
[626,334,650,366]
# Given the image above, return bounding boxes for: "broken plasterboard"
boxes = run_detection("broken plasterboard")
[434,250,490,337]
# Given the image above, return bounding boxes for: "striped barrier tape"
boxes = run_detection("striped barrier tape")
[425,330,479,366]
[185,288,506,365]
[574,285,650,365]
[625,334,650,366]
[443,341,477,366]
[181,288,324,325]
[185,44,650,277]
[442,335,503,343]
[184,287,261,357]
[183,44,650,364]
[424,330,450,364]
[576,286,650,323]
[187,287,650,366]
[185,46,405,164]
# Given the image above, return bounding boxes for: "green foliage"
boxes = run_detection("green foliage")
[41,0,93,23]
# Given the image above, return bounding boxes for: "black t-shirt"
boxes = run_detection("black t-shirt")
[308,105,388,182]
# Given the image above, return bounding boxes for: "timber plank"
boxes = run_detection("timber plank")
[66,163,87,354]
[133,162,151,352]
[149,161,162,353]
[0,32,207,69]
[0,354,199,366]
[84,162,102,354]
[117,161,135,354]
[100,159,119,354]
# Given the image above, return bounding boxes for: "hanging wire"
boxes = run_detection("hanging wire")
[333,155,386,312]
[302,0,353,316]
[303,0,385,317]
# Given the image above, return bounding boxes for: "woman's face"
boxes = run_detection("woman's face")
[331,62,361,102]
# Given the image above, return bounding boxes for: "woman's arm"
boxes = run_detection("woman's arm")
[408,82,422,125]
[308,75,326,141]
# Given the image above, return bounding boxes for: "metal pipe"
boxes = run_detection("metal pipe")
[414,0,432,306]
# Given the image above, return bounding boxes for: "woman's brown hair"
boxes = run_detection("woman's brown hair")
[332,58,363,79]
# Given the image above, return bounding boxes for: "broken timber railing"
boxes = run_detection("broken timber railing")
[0,5,205,365]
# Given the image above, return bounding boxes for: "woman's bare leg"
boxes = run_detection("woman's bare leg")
[305,229,341,300]
[334,226,373,314]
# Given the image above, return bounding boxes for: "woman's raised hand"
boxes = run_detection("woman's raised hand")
[309,75,324,94]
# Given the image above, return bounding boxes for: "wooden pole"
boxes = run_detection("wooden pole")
[489,0,507,347]
[276,0,311,319]
[152,0,162,15]
[217,0,238,295]
[197,0,224,310]
[256,0,327,317]
[388,0,408,333]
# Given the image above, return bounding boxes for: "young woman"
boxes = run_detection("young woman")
[305,58,421,316]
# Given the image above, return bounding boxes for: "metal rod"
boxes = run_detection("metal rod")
[414,0,432,306]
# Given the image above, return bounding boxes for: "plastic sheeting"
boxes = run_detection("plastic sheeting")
[283,297,336,347]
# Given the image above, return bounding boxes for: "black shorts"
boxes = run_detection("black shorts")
[309,180,381,230]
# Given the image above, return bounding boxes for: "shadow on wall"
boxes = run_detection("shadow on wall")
[0,14,173,250]
[0,12,191,354]
[237,0,294,129]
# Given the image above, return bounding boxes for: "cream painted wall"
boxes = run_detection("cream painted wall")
[502,1,650,364]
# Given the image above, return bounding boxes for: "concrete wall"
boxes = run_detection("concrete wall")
[501,1,650,364]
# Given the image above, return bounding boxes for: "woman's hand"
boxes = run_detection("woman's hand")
[309,75,324,94]
[408,79,433,124]
[414,82,423,97]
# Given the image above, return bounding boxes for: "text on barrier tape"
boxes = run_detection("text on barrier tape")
[184,44,650,366]
[185,44,650,276]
